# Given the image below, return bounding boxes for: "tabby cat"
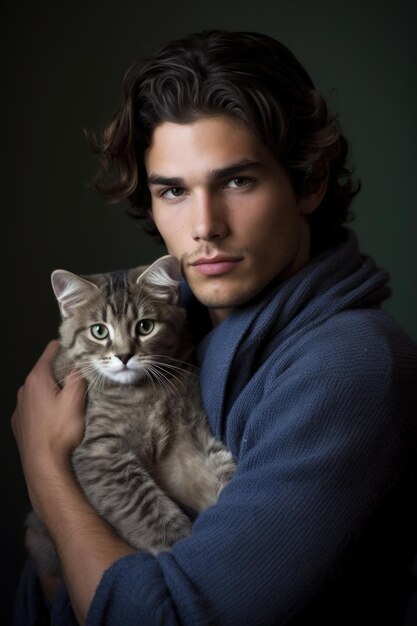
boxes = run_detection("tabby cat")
[26,255,235,576]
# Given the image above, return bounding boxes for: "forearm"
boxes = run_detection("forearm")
[34,461,135,625]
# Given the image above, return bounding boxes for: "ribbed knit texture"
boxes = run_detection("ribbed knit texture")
[14,230,417,625]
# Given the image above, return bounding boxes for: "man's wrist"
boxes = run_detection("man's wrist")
[27,456,79,522]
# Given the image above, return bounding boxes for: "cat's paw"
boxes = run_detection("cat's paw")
[133,509,193,554]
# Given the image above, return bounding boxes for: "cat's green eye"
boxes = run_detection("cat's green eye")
[91,324,109,340]
[136,319,155,336]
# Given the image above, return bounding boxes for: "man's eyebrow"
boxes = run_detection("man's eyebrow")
[147,174,184,187]
[147,159,263,187]
[210,159,263,181]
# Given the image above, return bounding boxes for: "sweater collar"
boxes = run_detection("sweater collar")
[186,229,391,438]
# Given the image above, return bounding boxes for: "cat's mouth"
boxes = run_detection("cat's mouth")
[104,367,146,385]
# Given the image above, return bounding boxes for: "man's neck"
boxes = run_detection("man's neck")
[209,307,234,326]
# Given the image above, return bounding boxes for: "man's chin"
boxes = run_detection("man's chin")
[192,287,255,312]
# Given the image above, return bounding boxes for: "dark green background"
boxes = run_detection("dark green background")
[1,1,416,622]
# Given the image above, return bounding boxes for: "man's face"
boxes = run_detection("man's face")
[146,116,321,324]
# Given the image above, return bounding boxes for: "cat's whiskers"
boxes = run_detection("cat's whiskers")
[52,365,94,389]
[86,367,108,396]
[142,367,162,401]
[144,358,198,394]
[147,368,182,400]
[147,354,199,375]
[74,364,101,382]
[54,359,105,395]
[141,362,185,399]
[147,362,188,390]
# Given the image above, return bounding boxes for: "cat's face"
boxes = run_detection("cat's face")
[52,256,189,386]
[70,309,178,386]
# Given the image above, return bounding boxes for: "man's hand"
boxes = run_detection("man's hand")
[11,341,135,624]
[11,340,87,514]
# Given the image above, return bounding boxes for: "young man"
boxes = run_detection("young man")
[12,30,417,625]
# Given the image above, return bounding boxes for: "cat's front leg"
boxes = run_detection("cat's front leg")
[203,435,236,494]
[72,443,192,555]
[156,427,236,513]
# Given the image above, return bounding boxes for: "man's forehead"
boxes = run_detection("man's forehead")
[145,116,276,183]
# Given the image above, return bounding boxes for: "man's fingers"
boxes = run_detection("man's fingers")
[64,370,86,390]
[63,371,87,402]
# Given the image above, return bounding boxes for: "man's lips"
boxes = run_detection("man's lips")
[190,256,243,276]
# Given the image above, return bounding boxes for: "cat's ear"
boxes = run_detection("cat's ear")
[51,270,99,318]
[138,255,181,304]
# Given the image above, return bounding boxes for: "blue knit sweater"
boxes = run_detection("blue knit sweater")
[14,230,417,625]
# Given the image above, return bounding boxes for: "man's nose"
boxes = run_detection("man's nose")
[191,192,229,242]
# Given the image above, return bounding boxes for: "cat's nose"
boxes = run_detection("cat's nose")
[116,353,132,365]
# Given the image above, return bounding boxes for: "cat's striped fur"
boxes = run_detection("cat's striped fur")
[26,255,235,575]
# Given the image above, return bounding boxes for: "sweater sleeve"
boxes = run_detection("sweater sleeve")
[82,347,409,625]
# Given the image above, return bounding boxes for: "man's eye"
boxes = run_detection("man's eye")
[226,177,252,189]
[162,187,185,199]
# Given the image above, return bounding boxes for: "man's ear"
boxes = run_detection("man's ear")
[299,167,329,216]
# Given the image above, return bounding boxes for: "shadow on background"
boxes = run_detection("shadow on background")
[1,1,416,622]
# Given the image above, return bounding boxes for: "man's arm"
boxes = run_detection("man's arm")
[11,341,135,624]
[34,460,135,624]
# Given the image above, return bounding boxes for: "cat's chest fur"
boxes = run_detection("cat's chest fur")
[72,375,220,514]
[80,377,201,465]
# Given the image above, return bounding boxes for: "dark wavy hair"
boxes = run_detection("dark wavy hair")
[91,30,360,250]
